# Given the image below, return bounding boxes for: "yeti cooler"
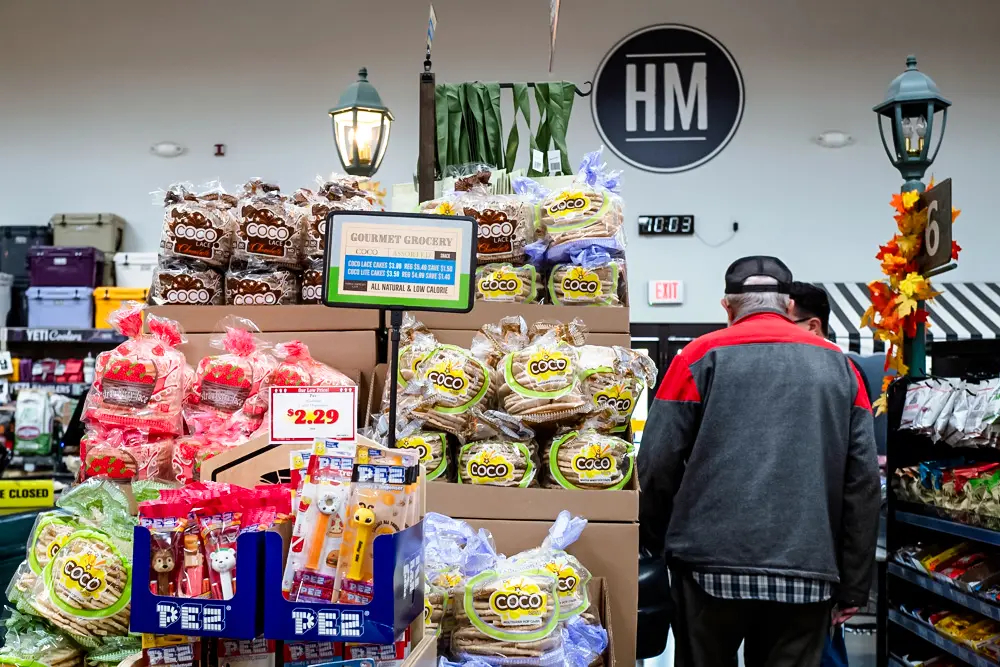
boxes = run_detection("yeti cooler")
[50,213,125,254]
[28,247,106,287]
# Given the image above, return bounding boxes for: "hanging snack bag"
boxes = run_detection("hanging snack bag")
[13,388,54,456]
[548,256,627,307]
[538,149,625,264]
[475,263,541,304]
[185,317,275,436]
[500,329,586,425]
[151,258,225,306]
[233,178,302,268]
[158,183,236,270]
[247,340,356,417]
[510,511,592,621]
[544,429,635,491]
[335,443,421,605]
[409,345,494,436]
[452,563,562,666]
[579,345,656,434]
[84,303,188,436]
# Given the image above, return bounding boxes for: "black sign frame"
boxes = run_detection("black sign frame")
[916,178,953,273]
[591,23,745,174]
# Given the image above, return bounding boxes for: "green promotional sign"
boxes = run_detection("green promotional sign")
[323,211,475,313]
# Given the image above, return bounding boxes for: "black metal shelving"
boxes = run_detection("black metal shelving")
[889,563,1000,621]
[889,610,1000,667]
[897,511,1000,547]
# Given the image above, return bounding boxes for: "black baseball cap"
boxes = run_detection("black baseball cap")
[789,282,831,336]
[724,256,793,294]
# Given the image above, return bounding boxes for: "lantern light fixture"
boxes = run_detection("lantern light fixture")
[329,68,394,177]
[873,55,951,193]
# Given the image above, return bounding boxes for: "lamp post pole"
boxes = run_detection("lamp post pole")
[874,55,952,378]
[418,47,436,203]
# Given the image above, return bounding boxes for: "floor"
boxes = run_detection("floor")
[644,628,877,667]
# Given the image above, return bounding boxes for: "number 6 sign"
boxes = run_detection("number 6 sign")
[917,178,953,273]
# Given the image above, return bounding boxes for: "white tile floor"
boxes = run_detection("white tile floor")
[642,630,876,667]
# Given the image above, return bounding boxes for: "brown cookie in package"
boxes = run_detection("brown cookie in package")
[409,345,495,436]
[539,185,624,253]
[234,179,303,268]
[548,260,627,307]
[543,429,634,490]
[578,345,656,434]
[500,330,586,425]
[301,257,325,304]
[475,264,541,303]
[159,185,236,269]
[151,259,224,306]
[226,265,298,306]
[295,180,374,261]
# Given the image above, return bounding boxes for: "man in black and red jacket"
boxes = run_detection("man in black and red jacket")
[637,256,880,667]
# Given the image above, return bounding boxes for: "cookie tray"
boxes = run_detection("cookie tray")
[262,520,424,643]
[130,527,264,639]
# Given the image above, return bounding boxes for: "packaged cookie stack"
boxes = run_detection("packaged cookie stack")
[377,315,654,491]
[427,511,609,667]
[515,148,629,307]
[152,175,375,306]
[6,479,136,655]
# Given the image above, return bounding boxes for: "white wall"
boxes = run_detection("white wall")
[1,0,998,322]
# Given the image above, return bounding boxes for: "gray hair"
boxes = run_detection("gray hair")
[724,276,790,321]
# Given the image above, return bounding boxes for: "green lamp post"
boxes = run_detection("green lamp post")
[330,68,394,177]
[873,55,952,377]
[873,55,951,195]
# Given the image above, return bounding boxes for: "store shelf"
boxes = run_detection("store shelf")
[0,328,124,344]
[889,563,1000,621]
[897,510,1000,547]
[8,382,89,397]
[889,610,1000,666]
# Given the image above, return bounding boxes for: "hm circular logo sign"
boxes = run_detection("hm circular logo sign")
[592,24,745,173]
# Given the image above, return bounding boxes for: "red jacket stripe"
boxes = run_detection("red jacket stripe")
[655,354,701,402]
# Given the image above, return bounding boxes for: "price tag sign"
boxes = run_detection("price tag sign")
[269,386,357,443]
[322,211,476,313]
[0,480,55,509]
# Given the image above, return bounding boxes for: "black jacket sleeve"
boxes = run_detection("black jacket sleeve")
[837,368,881,606]
[637,352,701,559]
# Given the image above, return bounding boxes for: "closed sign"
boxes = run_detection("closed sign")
[649,280,684,305]
[592,24,745,173]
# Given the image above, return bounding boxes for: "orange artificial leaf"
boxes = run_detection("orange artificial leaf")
[928,176,936,190]
[896,234,921,259]
[897,295,919,317]
[952,207,961,223]
[873,394,888,416]
[902,190,920,210]
[880,253,908,276]
[876,239,900,261]
[890,193,906,214]
[951,240,962,261]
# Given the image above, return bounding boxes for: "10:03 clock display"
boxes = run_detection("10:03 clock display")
[637,215,695,235]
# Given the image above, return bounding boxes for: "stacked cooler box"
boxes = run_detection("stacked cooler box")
[0,224,52,326]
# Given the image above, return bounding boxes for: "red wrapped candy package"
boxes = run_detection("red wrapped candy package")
[171,430,248,485]
[80,427,175,483]
[85,302,189,436]
[185,317,275,435]
[246,341,356,417]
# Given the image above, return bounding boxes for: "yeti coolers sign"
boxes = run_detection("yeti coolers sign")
[592,24,744,173]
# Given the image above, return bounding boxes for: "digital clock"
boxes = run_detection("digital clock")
[637,215,695,236]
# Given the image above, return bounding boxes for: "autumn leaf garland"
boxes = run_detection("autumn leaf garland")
[863,183,961,413]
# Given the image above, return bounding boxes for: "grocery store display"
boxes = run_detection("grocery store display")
[899,377,1000,446]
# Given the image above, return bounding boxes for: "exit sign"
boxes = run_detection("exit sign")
[649,280,684,305]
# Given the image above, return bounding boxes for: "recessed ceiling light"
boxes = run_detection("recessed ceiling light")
[814,131,854,149]
[150,141,186,158]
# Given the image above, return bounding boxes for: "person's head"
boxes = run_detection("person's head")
[788,282,831,338]
[721,256,793,324]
